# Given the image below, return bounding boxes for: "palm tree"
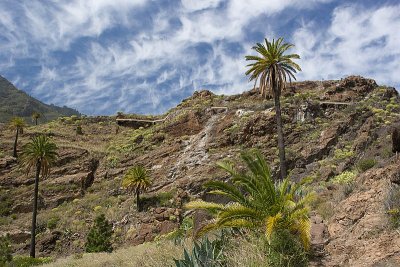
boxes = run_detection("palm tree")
[20,135,58,258]
[9,117,26,158]
[31,112,41,126]
[245,37,301,179]
[122,165,152,211]
[186,151,313,250]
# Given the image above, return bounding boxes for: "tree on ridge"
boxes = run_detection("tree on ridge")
[245,37,301,179]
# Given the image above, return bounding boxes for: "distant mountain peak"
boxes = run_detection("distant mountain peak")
[0,75,80,123]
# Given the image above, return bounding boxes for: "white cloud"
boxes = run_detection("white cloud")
[294,4,400,87]
[1,0,399,115]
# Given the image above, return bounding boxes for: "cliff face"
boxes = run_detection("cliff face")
[0,75,80,123]
[0,76,400,265]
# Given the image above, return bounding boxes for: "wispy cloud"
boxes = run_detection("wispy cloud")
[0,0,398,115]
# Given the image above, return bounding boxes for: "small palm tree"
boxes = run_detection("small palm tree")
[186,151,313,250]
[9,117,26,158]
[20,135,58,258]
[31,112,41,126]
[245,37,301,179]
[122,165,152,211]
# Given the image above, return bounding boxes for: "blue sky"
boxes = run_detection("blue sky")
[0,0,399,115]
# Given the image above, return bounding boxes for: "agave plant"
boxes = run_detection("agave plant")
[186,151,313,250]
[174,236,226,267]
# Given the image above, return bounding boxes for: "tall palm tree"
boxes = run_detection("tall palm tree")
[245,37,301,179]
[9,117,26,158]
[20,135,58,258]
[186,151,313,250]
[122,165,152,211]
[31,112,41,126]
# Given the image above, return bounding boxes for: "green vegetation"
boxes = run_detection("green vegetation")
[47,216,60,230]
[0,189,13,216]
[20,135,58,258]
[6,256,52,266]
[85,214,113,253]
[245,37,301,179]
[331,171,357,185]
[174,236,225,267]
[186,151,313,252]
[0,235,13,265]
[122,165,152,211]
[385,185,400,228]
[76,125,83,135]
[357,158,377,172]
[333,146,354,161]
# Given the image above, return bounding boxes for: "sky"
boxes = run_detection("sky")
[0,0,399,115]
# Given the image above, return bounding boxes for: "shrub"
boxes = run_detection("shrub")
[332,171,357,185]
[357,159,376,172]
[159,216,193,244]
[174,236,226,267]
[0,235,12,265]
[76,125,83,135]
[85,214,113,253]
[385,185,400,228]
[267,230,308,267]
[333,147,354,161]
[0,190,12,216]
[47,216,60,230]
[9,256,52,266]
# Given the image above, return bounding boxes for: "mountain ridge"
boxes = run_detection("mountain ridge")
[0,75,80,124]
[1,76,400,266]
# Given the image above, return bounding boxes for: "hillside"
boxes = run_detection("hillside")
[0,75,80,124]
[1,76,400,266]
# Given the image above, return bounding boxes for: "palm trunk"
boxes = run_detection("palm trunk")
[273,85,287,180]
[136,189,141,212]
[30,160,41,258]
[13,129,19,158]
[35,118,38,126]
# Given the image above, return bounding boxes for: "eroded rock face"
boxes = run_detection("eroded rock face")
[324,76,378,102]
[322,160,400,266]
[38,231,62,256]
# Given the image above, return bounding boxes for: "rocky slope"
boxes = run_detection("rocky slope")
[1,76,400,266]
[0,75,80,123]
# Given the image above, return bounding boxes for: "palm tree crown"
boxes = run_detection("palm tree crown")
[10,117,26,130]
[20,135,58,177]
[122,165,152,211]
[245,37,301,98]
[186,151,313,250]
[122,165,152,193]
[31,112,41,125]
[245,37,301,180]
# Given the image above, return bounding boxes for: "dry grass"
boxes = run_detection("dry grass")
[225,234,269,267]
[42,240,187,267]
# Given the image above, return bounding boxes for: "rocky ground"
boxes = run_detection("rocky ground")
[1,76,400,266]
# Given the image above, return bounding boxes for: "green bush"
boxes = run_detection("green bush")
[47,216,60,230]
[332,171,357,185]
[76,125,83,135]
[267,230,308,267]
[0,190,12,216]
[385,185,400,228]
[85,214,113,253]
[7,256,52,267]
[357,159,376,172]
[333,147,354,160]
[0,235,12,265]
